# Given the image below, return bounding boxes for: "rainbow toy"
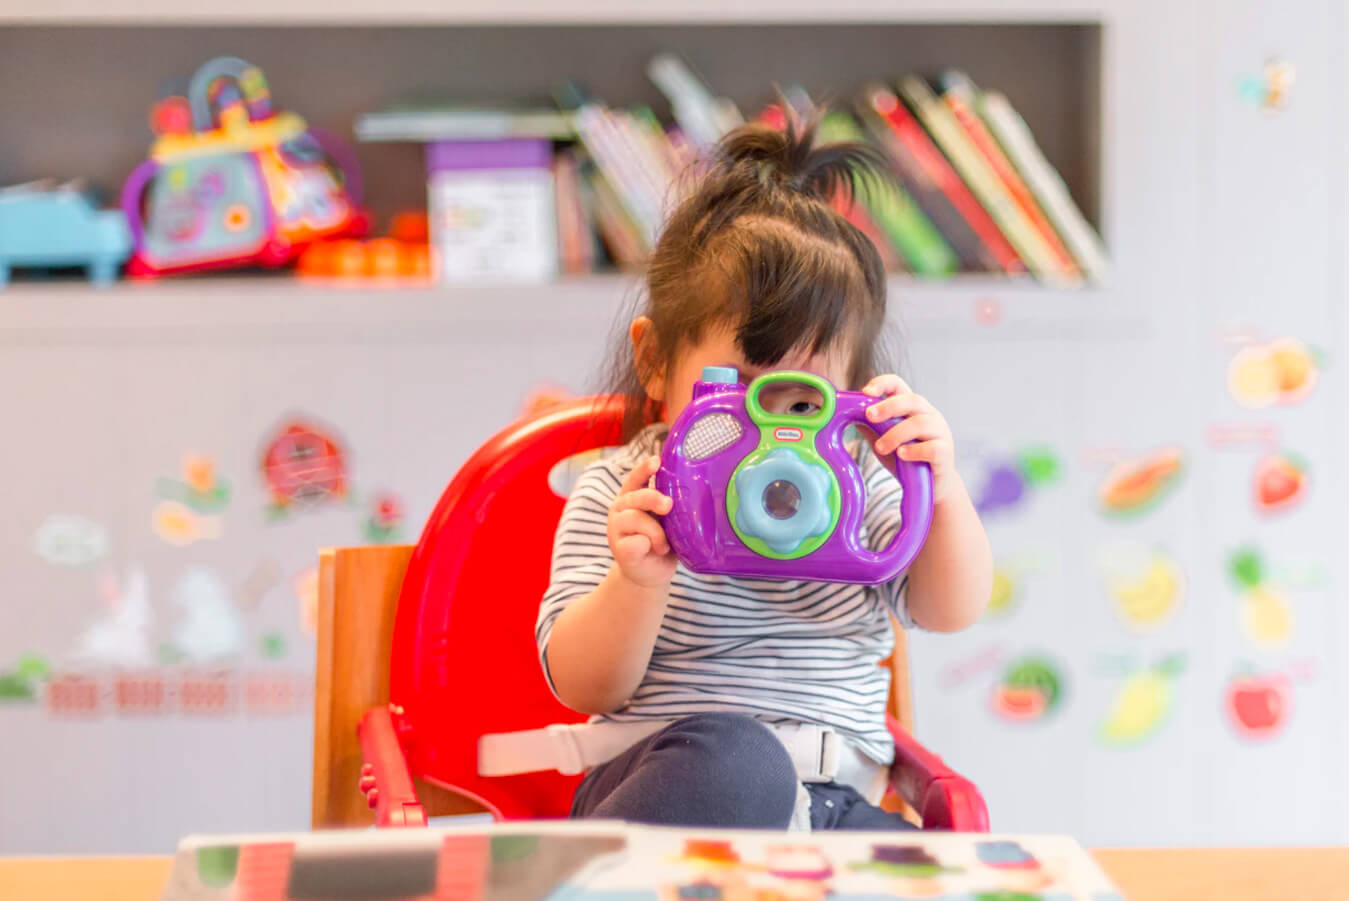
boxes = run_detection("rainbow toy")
[121,57,364,277]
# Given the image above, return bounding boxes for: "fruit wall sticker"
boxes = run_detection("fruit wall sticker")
[1096,543,1184,633]
[0,654,50,703]
[973,446,1061,516]
[1097,446,1184,517]
[990,655,1064,723]
[152,454,231,546]
[1225,668,1290,740]
[1227,338,1318,408]
[986,566,1019,619]
[1253,452,1308,515]
[1237,58,1295,112]
[1229,547,1294,650]
[260,417,349,517]
[71,565,154,669]
[33,514,109,567]
[363,491,405,544]
[1098,653,1186,748]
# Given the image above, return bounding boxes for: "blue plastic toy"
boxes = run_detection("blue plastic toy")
[0,181,131,287]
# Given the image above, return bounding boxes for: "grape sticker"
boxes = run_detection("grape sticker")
[990,655,1064,723]
[972,446,1061,517]
[1227,338,1318,409]
[1097,446,1184,517]
[1098,653,1186,748]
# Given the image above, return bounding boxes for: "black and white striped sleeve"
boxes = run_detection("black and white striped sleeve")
[535,457,626,692]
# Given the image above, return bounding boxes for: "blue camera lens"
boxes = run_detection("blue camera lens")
[763,480,801,519]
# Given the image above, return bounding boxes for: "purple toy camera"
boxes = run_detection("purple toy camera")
[656,367,934,585]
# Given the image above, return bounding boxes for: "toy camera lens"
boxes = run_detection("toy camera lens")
[763,479,801,520]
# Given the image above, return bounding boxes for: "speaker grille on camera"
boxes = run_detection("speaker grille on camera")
[682,413,742,460]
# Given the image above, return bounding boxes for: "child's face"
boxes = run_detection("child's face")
[641,320,852,425]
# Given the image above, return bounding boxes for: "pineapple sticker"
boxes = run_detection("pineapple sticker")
[1099,654,1186,747]
[1229,548,1294,649]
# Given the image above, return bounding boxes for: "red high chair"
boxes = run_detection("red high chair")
[311,396,988,832]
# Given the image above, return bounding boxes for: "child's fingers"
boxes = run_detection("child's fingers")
[619,455,662,494]
[896,438,949,464]
[862,373,913,397]
[865,392,930,424]
[873,413,944,456]
[610,508,671,556]
[613,533,655,566]
[611,487,673,516]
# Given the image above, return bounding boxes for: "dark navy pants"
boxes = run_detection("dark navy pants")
[570,712,916,830]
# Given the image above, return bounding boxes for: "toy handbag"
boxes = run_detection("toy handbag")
[656,367,934,585]
[121,56,363,277]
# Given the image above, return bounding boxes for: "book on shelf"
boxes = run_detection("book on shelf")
[553,149,596,275]
[979,89,1110,284]
[939,71,1083,284]
[648,52,745,148]
[857,84,1003,274]
[349,54,1103,284]
[898,75,1068,283]
[817,111,958,279]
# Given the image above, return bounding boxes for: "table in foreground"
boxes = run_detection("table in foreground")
[3,847,1347,900]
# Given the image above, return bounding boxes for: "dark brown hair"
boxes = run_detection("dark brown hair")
[606,107,894,441]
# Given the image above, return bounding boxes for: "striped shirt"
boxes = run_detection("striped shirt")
[536,425,912,764]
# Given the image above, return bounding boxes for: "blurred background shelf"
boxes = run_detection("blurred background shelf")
[0,1,1111,26]
[0,275,1140,343]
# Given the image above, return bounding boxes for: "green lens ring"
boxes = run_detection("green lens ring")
[745,371,837,430]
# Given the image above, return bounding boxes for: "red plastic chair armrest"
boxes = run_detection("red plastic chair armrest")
[887,714,989,832]
[356,705,428,828]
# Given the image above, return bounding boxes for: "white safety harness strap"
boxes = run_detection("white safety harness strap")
[478,720,888,803]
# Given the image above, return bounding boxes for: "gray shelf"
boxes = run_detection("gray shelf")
[0,275,1140,344]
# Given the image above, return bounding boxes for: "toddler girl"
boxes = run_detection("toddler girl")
[537,113,992,830]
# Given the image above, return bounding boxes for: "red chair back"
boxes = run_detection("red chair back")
[389,397,626,819]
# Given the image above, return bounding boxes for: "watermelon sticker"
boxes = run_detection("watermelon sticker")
[1097,446,1184,517]
[990,655,1064,722]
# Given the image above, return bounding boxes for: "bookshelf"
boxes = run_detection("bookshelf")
[0,21,1105,271]
[0,0,1112,25]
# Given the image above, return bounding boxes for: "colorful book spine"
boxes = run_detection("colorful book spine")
[979,90,1109,284]
[899,76,1066,281]
[857,85,998,273]
[868,84,1024,276]
[940,72,1081,283]
[573,104,661,249]
[833,193,905,272]
[553,151,595,275]
[817,112,957,278]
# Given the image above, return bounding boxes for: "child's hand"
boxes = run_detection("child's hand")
[862,374,961,504]
[608,456,678,588]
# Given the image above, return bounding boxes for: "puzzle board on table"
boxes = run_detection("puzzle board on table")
[161,821,1124,901]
